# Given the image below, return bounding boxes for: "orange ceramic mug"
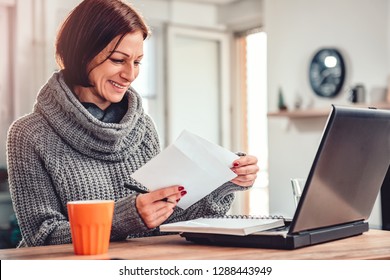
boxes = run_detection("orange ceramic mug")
[67,200,114,255]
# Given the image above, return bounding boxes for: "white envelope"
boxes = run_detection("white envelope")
[131,130,239,209]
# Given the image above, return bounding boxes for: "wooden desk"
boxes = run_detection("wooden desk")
[1,230,390,260]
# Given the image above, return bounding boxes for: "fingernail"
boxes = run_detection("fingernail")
[233,162,239,167]
[178,186,185,191]
[181,190,187,196]
[176,198,181,202]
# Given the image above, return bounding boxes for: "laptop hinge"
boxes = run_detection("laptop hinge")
[296,221,369,245]
[293,220,366,235]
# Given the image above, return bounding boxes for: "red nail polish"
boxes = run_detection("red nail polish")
[233,162,239,167]
[181,190,187,196]
[176,199,181,202]
[178,186,185,191]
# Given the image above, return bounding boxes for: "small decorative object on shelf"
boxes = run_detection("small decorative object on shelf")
[348,84,366,103]
[294,93,303,109]
[278,87,288,111]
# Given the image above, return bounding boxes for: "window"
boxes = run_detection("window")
[236,30,269,215]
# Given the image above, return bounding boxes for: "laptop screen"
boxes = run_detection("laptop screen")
[289,105,390,233]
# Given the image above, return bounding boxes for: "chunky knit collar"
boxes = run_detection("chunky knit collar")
[33,71,147,162]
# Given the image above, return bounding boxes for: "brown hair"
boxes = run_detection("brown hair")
[55,0,149,87]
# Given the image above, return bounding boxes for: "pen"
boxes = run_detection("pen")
[124,183,149,194]
[123,183,175,204]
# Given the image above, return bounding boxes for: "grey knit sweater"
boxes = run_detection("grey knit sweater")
[6,71,244,247]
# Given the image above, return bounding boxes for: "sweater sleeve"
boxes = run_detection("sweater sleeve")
[110,194,153,240]
[7,120,72,246]
[164,181,247,224]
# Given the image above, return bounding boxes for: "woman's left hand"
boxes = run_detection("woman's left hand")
[230,155,259,187]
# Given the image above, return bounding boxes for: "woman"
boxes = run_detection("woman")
[6,0,259,247]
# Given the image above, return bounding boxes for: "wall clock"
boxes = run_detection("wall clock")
[309,48,345,98]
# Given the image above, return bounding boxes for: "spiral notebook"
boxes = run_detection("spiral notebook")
[160,216,285,236]
[180,106,390,249]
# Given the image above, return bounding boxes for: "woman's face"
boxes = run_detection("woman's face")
[74,31,144,110]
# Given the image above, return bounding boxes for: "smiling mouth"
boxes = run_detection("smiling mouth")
[109,80,127,89]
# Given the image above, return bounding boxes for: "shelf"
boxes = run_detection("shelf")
[267,102,390,118]
[267,108,329,118]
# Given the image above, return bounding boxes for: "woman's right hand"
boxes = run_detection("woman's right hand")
[136,185,187,228]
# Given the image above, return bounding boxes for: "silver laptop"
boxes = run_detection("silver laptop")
[181,105,390,249]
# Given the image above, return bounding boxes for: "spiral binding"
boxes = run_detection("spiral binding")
[204,214,285,220]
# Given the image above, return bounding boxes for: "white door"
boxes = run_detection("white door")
[166,26,231,148]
